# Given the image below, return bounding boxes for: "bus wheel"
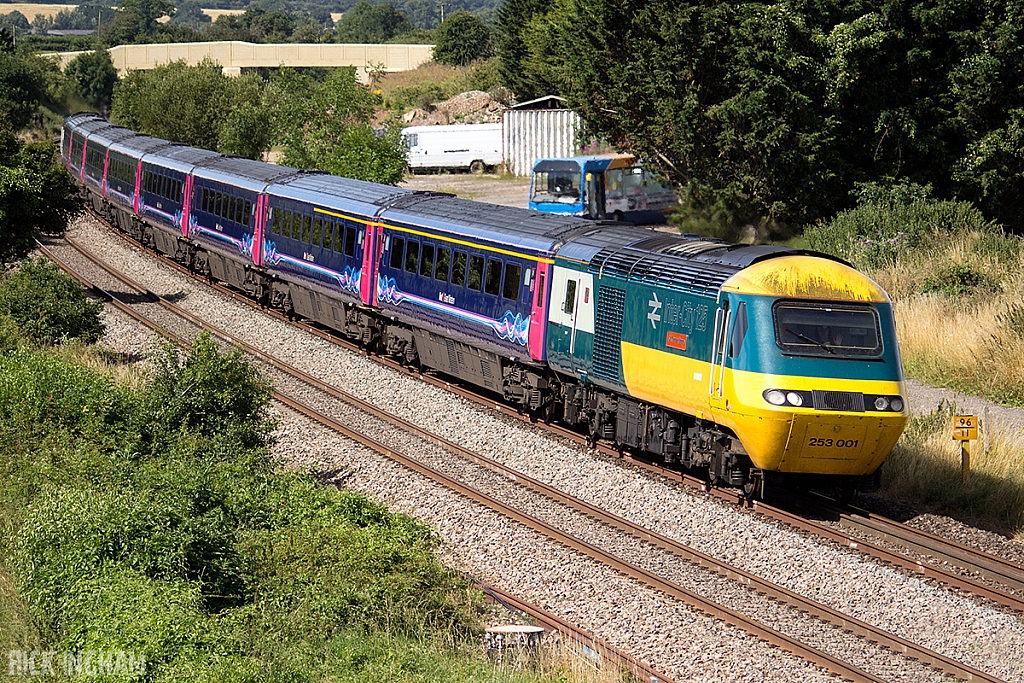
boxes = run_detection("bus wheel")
[470,160,485,174]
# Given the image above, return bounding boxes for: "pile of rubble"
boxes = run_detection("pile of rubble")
[401,90,504,126]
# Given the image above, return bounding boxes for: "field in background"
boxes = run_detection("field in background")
[1,4,246,22]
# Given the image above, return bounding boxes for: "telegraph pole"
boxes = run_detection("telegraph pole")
[438,1,451,23]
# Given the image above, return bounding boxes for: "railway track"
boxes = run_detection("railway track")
[36,223,1022,682]
[69,212,1024,617]
[37,235,677,683]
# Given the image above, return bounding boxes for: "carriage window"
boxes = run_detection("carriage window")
[404,241,419,273]
[243,200,252,225]
[322,222,333,250]
[161,175,169,198]
[503,263,521,300]
[176,180,183,201]
[420,244,434,277]
[271,210,281,234]
[452,251,467,286]
[563,279,577,314]
[485,259,502,296]
[214,193,223,218]
[202,188,209,213]
[390,237,405,269]
[536,271,546,307]
[344,226,357,256]
[312,218,323,247]
[467,255,484,290]
[235,197,244,223]
[435,247,451,281]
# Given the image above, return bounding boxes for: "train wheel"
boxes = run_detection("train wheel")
[833,482,856,505]
[470,160,485,174]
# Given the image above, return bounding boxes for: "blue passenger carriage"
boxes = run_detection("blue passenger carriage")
[187,157,298,291]
[104,135,174,239]
[262,173,409,329]
[138,145,220,259]
[374,194,588,402]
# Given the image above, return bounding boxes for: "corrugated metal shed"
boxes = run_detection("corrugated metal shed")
[502,97,580,177]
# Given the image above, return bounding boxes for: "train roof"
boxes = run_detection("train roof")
[142,144,222,174]
[266,172,408,217]
[64,112,107,133]
[192,156,300,192]
[82,124,139,150]
[378,193,596,256]
[586,232,848,296]
[108,134,175,159]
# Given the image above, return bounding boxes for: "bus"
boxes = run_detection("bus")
[528,154,677,224]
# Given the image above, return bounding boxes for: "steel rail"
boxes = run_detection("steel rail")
[41,235,887,683]
[38,236,679,683]
[64,212,1024,672]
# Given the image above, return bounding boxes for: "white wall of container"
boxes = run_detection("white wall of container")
[502,108,581,176]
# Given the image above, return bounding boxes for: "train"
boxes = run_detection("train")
[62,112,909,499]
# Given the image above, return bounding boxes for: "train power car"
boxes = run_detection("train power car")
[62,113,909,499]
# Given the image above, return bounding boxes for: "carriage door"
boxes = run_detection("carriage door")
[708,300,731,412]
[548,266,595,372]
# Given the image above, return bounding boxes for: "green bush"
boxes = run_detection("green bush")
[804,182,1004,269]
[920,262,997,297]
[0,257,104,345]
[2,338,507,682]
[140,333,274,450]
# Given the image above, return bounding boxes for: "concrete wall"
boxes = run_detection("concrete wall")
[48,41,434,82]
[502,108,581,177]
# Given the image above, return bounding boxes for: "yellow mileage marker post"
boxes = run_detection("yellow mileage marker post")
[952,414,978,480]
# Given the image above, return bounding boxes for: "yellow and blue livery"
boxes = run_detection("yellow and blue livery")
[547,230,907,497]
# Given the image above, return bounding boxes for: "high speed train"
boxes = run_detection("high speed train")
[63,113,909,498]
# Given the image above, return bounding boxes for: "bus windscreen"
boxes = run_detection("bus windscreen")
[531,161,581,204]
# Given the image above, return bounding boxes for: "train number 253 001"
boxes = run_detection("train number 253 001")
[808,438,859,448]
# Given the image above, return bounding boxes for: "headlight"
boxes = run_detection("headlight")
[786,392,804,407]
[890,397,904,412]
[874,396,890,411]
[765,389,786,406]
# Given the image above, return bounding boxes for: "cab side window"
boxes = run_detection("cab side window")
[563,280,577,314]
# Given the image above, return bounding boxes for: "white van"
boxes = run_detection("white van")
[402,123,503,173]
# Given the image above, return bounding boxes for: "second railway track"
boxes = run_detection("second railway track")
[40,216,1024,682]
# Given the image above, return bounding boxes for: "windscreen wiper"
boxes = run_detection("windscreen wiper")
[786,329,835,354]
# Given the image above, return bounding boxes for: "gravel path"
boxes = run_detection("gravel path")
[73,214,1024,683]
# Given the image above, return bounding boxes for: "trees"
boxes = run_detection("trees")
[432,11,491,66]
[276,68,407,184]
[335,2,414,43]
[98,0,174,45]
[0,129,82,263]
[64,49,118,112]
[0,45,48,130]
[494,0,551,101]
[535,0,1024,232]
[111,59,271,158]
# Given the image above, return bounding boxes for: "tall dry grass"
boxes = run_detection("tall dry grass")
[871,234,1024,406]
[882,404,1024,539]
